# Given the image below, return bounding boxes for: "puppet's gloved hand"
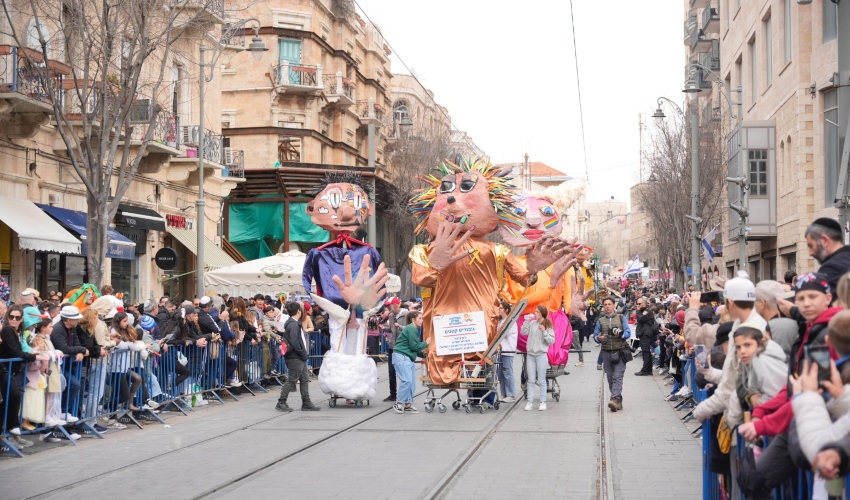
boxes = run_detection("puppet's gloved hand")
[570,289,593,322]
[526,236,576,274]
[332,254,387,308]
[360,263,388,310]
[428,219,475,272]
[550,256,577,289]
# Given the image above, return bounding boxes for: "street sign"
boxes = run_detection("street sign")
[154,247,178,270]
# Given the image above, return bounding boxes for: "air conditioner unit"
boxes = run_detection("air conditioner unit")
[181,125,200,146]
[48,194,60,206]
[224,147,235,165]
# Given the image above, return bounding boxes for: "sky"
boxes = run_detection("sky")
[356,0,686,205]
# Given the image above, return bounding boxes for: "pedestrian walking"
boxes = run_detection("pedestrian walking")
[392,311,429,413]
[383,297,408,402]
[593,297,631,412]
[498,300,518,402]
[275,302,320,412]
[634,297,658,376]
[520,305,555,411]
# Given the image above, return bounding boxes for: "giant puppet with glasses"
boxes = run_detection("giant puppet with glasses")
[407,157,581,385]
[303,172,388,402]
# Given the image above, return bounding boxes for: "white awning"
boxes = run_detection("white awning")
[166,226,237,270]
[0,195,81,254]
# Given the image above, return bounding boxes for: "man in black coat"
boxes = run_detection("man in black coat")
[806,217,850,297]
[196,296,221,341]
[50,306,88,421]
[634,297,658,376]
[275,302,319,413]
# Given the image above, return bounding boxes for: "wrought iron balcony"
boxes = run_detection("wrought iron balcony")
[323,72,355,107]
[702,2,720,34]
[686,66,713,91]
[0,45,64,114]
[698,39,720,72]
[223,148,244,177]
[273,61,323,93]
[180,125,223,164]
[60,80,118,126]
[356,98,385,126]
[683,15,697,45]
[122,102,181,153]
[702,101,720,124]
[691,26,713,51]
[170,0,224,23]
[221,22,245,48]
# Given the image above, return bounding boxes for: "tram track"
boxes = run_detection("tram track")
[597,371,612,500]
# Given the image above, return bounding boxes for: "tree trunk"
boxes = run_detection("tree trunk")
[86,191,109,288]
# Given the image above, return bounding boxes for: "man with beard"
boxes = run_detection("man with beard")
[805,218,850,295]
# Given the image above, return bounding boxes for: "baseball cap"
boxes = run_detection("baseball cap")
[724,277,756,302]
[794,272,832,295]
[387,297,401,305]
[140,315,156,331]
[182,305,197,317]
[60,305,83,320]
[23,306,49,329]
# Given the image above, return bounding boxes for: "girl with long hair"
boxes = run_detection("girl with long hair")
[520,305,555,411]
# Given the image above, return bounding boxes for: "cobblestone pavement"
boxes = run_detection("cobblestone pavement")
[0,348,703,499]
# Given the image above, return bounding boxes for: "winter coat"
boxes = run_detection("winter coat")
[387,309,408,350]
[520,319,555,356]
[0,325,36,373]
[76,326,103,360]
[684,307,718,351]
[752,307,842,437]
[791,384,850,465]
[394,324,428,362]
[818,245,850,298]
[736,340,788,407]
[93,318,115,348]
[50,321,87,357]
[766,317,798,360]
[196,309,219,340]
[282,317,308,362]
[635,307,659,339]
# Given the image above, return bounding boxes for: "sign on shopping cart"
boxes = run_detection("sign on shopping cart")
[433,311,488,356]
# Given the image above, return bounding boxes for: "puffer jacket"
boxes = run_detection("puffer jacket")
[791,385,850,464]
[736,340,788,407]
[683,307,718,351]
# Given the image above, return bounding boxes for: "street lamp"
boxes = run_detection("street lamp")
[196,19,266,298]
[398,115,413,136]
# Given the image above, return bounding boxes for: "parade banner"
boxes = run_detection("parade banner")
[433,311,488,356]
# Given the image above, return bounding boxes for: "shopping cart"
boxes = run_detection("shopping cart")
[545,363,567,402]
[420,356,502,414]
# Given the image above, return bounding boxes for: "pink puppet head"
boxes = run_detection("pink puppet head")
[498,192,562,247]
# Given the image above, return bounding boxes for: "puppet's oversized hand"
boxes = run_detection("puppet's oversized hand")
[360,263,389,310]
[570,289,593,321]
[428,219,475,272]
[526,237,576,274]
[550,257,577,288]
[332,255,387,308]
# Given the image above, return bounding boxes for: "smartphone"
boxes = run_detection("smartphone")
[805,345,832,383]
[700,291,723,304]
[694,344,709,370]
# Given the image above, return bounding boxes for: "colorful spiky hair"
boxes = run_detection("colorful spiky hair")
[409,156,521,235]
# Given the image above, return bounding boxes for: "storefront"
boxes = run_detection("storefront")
[0,195,82,298]
[162,213,236,299]
[35,204,136,298]
[113,204,166,302]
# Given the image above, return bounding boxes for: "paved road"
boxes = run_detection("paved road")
[0,348,702,499]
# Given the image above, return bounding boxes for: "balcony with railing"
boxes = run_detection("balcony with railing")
[223,148,244,178]
[221,23,245,49]
[59,80,119,129]
[119,100,181,155]
[0,45,64,115]
[170,0,224,24]
[691,26,713,51]
[357,98,385,127]
[698,39,720,72]
[702,101,720,124]
[686,66,712,91]
[683,14,697,45]
[702,1,720,34]
[273,61,323,94]
[168,125,225,183]
[322,72,355,108]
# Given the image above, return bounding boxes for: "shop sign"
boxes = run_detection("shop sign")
[167,214,187,228]
[155,247,178,270]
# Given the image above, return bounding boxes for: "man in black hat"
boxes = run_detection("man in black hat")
[805,217,850,294]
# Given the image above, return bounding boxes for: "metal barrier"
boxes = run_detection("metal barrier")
[306,332,326,371]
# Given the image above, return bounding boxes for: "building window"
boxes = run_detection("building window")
[784,253,796,274]
[748,149,768,196]
[735,56,743,105]
[26,18,49,56]
[825,89,840,207]
[824,0,837,42]
[392,100,410,137]
[783,0,792,64]
[764,14,772,86]
[748,37,757,104]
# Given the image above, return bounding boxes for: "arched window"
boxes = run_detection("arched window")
[392,100,410,136]
[26,18,50,56]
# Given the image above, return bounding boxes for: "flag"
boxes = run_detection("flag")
[702,224,718,263]
[623,254,642,276]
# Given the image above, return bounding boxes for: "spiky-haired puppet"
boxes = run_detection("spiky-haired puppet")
[408,157,571,385]
[302,172,387,401]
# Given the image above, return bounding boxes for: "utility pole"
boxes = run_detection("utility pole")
[196,44,207,299]
[832,0,850,239]
[687,110,701,291]
[367,119,377,247]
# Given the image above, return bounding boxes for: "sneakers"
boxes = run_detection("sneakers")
[393,403,405,414]
[300,402,321,411]
[44,417,66,427]
[145,399,160,410]
[502,396,516,403]
[275,403,293,413]
[483,402,494,409]
[575,362,585,367]
[538,403,547,411]
[62,432,82,440]
[676,386,691,397]
[92,424,108,433]
[9,427,20,435]
[12,435,33,448]
[597,364,603,371]
[39,432,61,443]
[62,414,79,423]
[664,393,678,402]
[227,377,242,387]
[269,370,281,377]
[105,418,127,430]
[524,402,533,411]
[382,395,396,402]
[403,405,419,414]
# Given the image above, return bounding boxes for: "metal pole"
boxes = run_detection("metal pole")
[737,86,746,274]
[691,110,701,291]
[367,121,376,247]
[196,45,206,299]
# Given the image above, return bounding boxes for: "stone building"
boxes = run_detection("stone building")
[587,196,630,268]
[683,0,847,281]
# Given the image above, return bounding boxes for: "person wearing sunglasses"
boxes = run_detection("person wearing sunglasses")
[0,305,50,448]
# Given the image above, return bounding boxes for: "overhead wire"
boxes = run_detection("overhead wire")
[568,0,590,182]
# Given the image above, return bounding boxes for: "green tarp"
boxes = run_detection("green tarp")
[232,239,274,261]
[227,196,329,259]
[289,202,328,243]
